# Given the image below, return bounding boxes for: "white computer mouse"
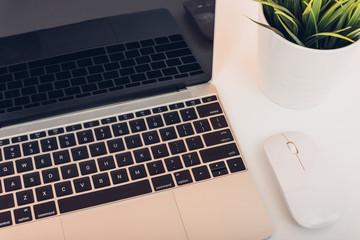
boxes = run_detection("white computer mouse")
[264,131,344,229]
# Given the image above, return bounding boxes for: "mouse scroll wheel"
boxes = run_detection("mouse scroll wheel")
[286,142,299,154]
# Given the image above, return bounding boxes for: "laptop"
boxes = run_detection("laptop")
[0,0,273,239]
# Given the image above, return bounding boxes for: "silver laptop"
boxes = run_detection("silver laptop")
[0,0,273,239]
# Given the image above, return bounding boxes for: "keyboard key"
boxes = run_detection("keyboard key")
[193,119,212,133]
[4,176,22,192]
[107,138,125,153]
[202,95,217,103]
[97,156,116,171]
[163,111,181,125]
[140,39,155,47]
[4,145,21,160]
[73,177,92,193]
[84,120,100,128]
[94,126,112,140]
[135,109,151,117]
[23,172,41,188]
[15,158,33,173]
[185,136,204,151]
[16,189,34,206]
[0,194,15,211]
[203,129,234,147]
[112,122,130,136]
[48,128,64,136]
[146,160,165,176]
[165,156,183,171]
[71,146,90,161]
[182,152,201,167]
[129,164,147,180]
[176,123,194,137]
[107,43,125,53]
[210,116,228,129]
[192,166,211,182]
[42,168,60,183]
[40,137,59,152]
[152,106,168,113]
[61,164,79,179]
[58,180,151,214]
[168,140,187,155]
[125,135,142,149]
[66,124,82,132]
[129,119,147,133]
[166,48,191,58]
[33,201,57,219]
[146,115,164,129]
[200,143,240,163]
[14,207,32,224]
[76,130,95,144]
[54,181,73,197]
[142,131,160,145]
[196,102,223,118]
[169,103,185,110]
[151,174,175,191]
[115,152,134,167]
[109,52,125,61]
[227,157,246,173]
[174,170,193,186]
[178,63,201,73]
[0,162,15,177]
[159,127,177,141]
[92,173,111,189]
[59,134,76,148]
[0,139,10,146]
[79,160,98,175]
[53,150,71,165]
[12,135,28,143]
[89,142,107,157]
[110,169,129,185]
[5,89,20,98]
[180,108,197,121]
[151,144,169,159]
[0,211,12,228]
[210,161,228,177]
[118,113,134,121]
[22,141,40,156]
[35,185,54,202]
[61,61,77,70]
[185,99,201,106]
[133,148,152,163]
[34,154,52,169]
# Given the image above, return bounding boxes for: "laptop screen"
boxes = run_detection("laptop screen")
[0,0,215,126]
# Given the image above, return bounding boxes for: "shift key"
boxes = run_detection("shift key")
[200,143,240,163]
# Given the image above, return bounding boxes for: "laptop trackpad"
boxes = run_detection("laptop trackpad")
[61,192,187,240]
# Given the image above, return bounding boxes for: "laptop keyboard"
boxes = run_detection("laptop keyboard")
[0,95,246,228]
[0,34,203,115]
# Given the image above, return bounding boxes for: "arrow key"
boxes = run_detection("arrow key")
[192,165,211,182]
[227,157,246,173]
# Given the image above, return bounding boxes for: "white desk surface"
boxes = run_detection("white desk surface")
[214,1,360,239]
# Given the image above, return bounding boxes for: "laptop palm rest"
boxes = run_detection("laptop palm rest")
[60,192,187,240]
[0,217,64,240]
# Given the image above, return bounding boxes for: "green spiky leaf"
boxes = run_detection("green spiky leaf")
[252,0,360,49]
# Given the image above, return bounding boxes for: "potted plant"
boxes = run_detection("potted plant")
[252,0,360,109]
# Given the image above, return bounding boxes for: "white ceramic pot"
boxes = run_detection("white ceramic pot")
[257,7,360,109]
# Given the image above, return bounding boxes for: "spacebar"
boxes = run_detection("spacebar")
[58,180,152,214]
